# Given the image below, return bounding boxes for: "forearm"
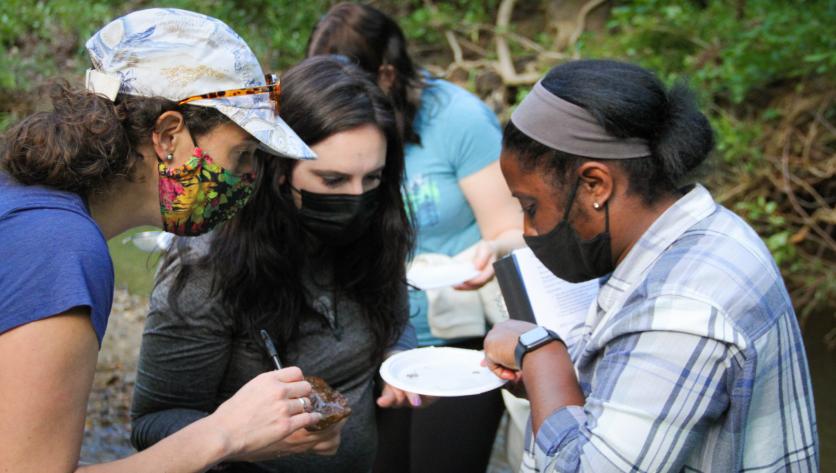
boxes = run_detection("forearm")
[78,414,230,473]
[132,408,209,451]
[521,341,584,434]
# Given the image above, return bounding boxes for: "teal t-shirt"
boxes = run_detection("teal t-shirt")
[404,78,502,346]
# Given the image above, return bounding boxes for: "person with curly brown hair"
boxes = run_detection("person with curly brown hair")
[0,8,325,472]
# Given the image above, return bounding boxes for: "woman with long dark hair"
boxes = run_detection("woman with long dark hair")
[307,5,523,472]
[130,55,416,472]
[484,59,818,472]
[0,9,323,472]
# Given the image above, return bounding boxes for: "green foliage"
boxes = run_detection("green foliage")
[578,2,833,308]
[580,0,836,104]
[0,0,498,95]
[0,0,831,315]
[399,0,498,45]
[710,111,764,169]
[0,0,334,95]
[148,0,335,69]
[576,0,821,182]
[734,197,797,267]
[0,0,339,128]
[0,1,112,45]
[0,1,116,82]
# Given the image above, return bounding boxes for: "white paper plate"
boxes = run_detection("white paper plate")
[380,347,506,397]
[406,263,480,290]
[123,231,174,252]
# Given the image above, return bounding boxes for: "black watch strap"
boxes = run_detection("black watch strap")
[514,327,562,369]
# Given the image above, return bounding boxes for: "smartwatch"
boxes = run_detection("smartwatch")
[514,326,563,369]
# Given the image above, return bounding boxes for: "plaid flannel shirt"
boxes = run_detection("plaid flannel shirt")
[521,184,818,473]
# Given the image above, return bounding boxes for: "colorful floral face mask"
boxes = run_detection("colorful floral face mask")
[158,147,255,236]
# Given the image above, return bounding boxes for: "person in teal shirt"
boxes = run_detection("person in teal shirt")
[404,76,510,346]
[308,4,523,472]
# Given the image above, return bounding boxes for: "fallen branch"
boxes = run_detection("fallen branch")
[452,23,564,57]
[780,143,836,252]
[445,30,464,65]
[456,35,490,57]
[494,0,542,85]
[568,0,609,47]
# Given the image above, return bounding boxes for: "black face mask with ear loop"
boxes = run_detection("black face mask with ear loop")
[523,179,614,283]
[293,187,380,247]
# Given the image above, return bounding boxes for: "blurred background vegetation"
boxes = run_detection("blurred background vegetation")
[2,0,831,336]
[1,0,833,467]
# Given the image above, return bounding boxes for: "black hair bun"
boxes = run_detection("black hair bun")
[652,81,715,183]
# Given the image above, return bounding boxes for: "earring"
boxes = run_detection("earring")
[593,202,601,209]
[166,153,174,161]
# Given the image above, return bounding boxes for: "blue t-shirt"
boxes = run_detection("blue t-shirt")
[0,173,113,345]
[404,78,502,346]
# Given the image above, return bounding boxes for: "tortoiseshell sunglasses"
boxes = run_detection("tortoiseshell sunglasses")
[177,73,281,114]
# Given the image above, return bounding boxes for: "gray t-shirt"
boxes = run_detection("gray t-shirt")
[130,234,411,472]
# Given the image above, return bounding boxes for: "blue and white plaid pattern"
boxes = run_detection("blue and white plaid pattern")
[522,185,818,472]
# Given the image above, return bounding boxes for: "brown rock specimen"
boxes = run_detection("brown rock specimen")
[304,376,351,431]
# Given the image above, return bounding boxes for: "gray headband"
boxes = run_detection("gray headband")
[510,80,651,159]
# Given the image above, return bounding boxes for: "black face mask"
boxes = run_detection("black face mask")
[294,187,380,246]
[523,179,613,283]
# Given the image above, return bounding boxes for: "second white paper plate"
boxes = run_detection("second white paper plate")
[406,263,479,290]
[380,346,506,397]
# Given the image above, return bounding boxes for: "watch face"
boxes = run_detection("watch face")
[520,326,549,346]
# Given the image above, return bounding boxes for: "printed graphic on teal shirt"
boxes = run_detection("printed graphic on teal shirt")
[402,77,502,346]
[404,174,440,228]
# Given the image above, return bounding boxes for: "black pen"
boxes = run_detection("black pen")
[260,329,283,370]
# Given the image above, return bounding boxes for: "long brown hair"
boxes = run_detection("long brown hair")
[164,56,414,362]
[307,2,424,146]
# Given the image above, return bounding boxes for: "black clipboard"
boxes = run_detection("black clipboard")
[492,254,537,324]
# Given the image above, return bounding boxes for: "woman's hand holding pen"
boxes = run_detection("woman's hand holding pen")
[207,367,323,463]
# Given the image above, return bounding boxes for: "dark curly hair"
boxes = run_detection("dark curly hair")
[1,81,230,197]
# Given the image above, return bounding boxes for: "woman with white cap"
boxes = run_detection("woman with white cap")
[0,8,326,472]
[131,54,415,473]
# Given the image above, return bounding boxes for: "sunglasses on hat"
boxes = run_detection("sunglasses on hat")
[178,73,281,115]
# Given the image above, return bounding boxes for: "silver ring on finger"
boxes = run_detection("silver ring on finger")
[298,397,307,411]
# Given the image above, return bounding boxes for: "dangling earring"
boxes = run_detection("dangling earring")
[166,153,174,161]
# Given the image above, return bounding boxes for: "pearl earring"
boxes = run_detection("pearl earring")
[166,153,174,161]
[593,202,601,209]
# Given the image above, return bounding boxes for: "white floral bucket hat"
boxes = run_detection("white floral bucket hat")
[84,8,315,160]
